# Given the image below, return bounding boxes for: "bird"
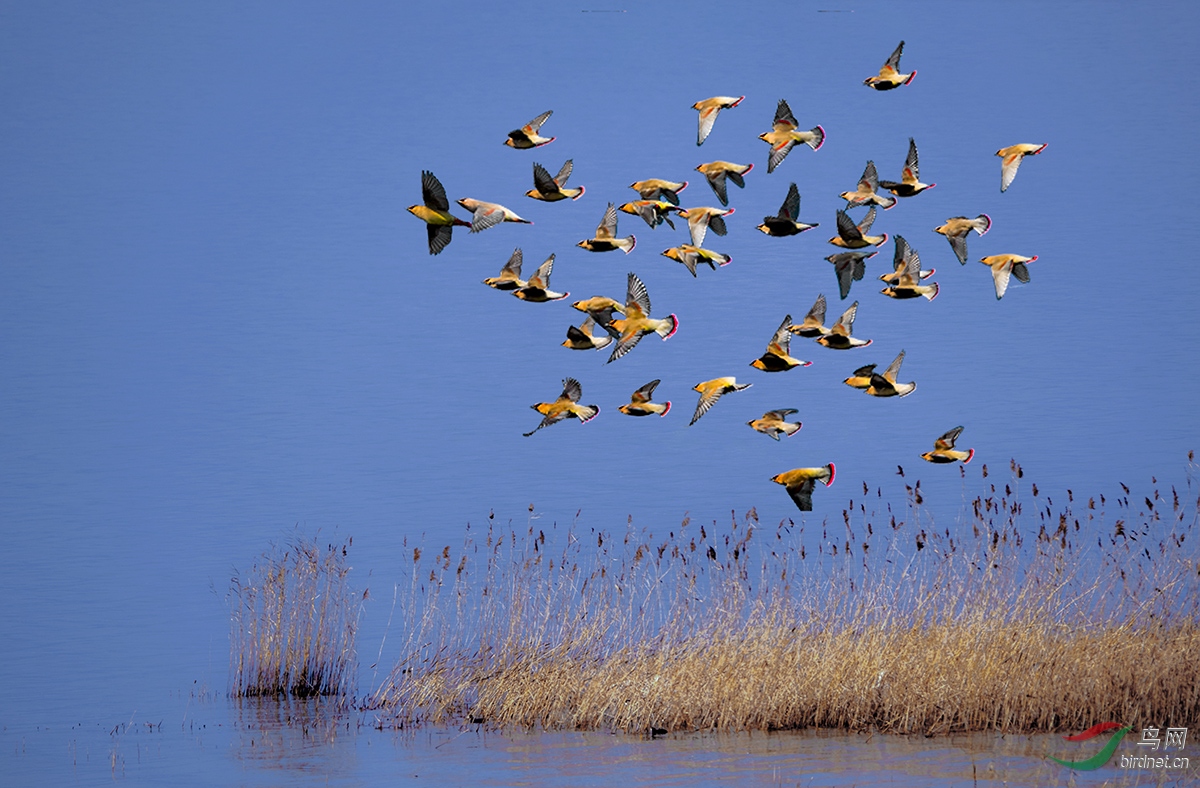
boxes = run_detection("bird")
[816,301,872,349]
[605,272,679,363]
[482,248,526,290]
[692,96,744,145]
[629,178,688,205]
[751,315,812,372]
[675,206,733,247]
[578,203,636,254]
[457,198,532,233]
[979,254,1037,299]
[880,236,939,301]
[921,426,975,464]
[523,377,598,436]
[526,160,584,202]
[619,200,679,230]
[787,294,830,338]
[865,350,916,397]
[562,315,613,351]
[513,254,568,302]
[864,41,915,90]
[696,161,753,206]
[771,465,835,511]
[758,183,818,237]
[879,138,935,198]
[826,250,875,300]
[748,409,802,440]
[843,363,877,389]
[689,377,752,425]
[935,215,992,264]
[829,207,888,250]
[996,143,1047,192]
[505,110,555,149]
[661,245,730,277]
[758,99,825,173]
[839,161,896,210]
[618,379,671,417]
[407,170,470,255]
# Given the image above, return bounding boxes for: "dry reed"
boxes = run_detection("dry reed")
[229,536,365,697]
[371,457,1200,735]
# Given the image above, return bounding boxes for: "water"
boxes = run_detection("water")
[1,1,1198,784]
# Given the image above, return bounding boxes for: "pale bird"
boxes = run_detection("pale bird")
[505,110,555,149]
[526,160,584,202]
[752,315,812,372]
[879,138,935,198]
[758,183,818,237]
[693,95,744,145]
[996,143,1047,192]
[696,161,753,206]
[864,41,915,90]
[629,178,688,205]
[606,272,678,363]
[880,236,939,301]
[661,245,731,277]
[578,203,636,254]
[675,205,733,248]
[562,315,613,351]
[830,207,887,249]
[513,254,569,302]
[921,426,975,464]
[839,161,896,210]
[747,409,802,441]
[865,350,916,398]
[618,379,671,417]
[935,215,991,264]
[407,170,470,255]
[827,250,875,300]
[771,465,835,511]
[979,254,1037,300]
[523,377,598,436]
[457,198,532,233]
[690,377,752,426]
[815,301,872,349]
[759,99,825,173]
[482,248,527,290]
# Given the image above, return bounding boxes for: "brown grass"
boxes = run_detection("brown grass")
[370,458,1200,735]
[229,536,365,697]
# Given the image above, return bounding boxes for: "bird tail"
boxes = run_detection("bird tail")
[972,214,992,236]
[904,70,917,85]
[922,282,940,301]
[660,401,672,417]
[622,236,637,254]
[783,421,802,438]
[807,125,826,151]
[964,448,975,464]
[823,463,836,486]
[657,314,679,340]
[577,405,600,424]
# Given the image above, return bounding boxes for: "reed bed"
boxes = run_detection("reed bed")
[229,537,365,697]
[371,458,1200,735]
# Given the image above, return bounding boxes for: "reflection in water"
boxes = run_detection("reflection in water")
[232,697,358,777]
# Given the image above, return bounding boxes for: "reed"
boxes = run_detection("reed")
[371,457,1200,735]
[229,536,365,698]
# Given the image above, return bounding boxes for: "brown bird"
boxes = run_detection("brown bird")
[752,315,812,372]
[979,254,1037,300]
[839,161,896,210]
[578,203,636,254]
[865,350,916,398]
[407,170,470,255]
[843,363,876,389]
[935,215,991,264]
[513,254,569,302]
[693,95,744,145]
[880,236,939,301]
[747,409,802,440]
[661,245,731,277]
[879,234,935,284]
[996,143,1047,192]
[758,183,818,237]
[696,161,753,206]
[816,301,872,349]
[526,160,584,202]
[830,207,888,249]
[771,464,835,511]
[921,426,975,464]
[879,138,935,197]
[787,294,830,338]
[629,178,689,205]
[505,110,555,149]
[690,377,752,426]
[482,248,527,290]
[606,272,679,363]
[618,379,671,417]
[864,41,915,90]
[523,377,598,436]
[759,99,825,173]
[619,200,679,230]
[457,198,532,233]
[676,205,733,247]
[827,250,875,300]
[562,315,613,351]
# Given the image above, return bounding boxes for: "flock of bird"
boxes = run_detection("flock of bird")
[407,41,1044,512]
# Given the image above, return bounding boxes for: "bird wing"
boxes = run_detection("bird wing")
[768,139,795,174]
[767,314,793,355]
[991,261,1012,299]
[773,99,798,130]
[891,235,910,272]
[690,385,727,425]
[764,408,799,420]
[947,233,969,265]
[832,302,858,337]
[631,379,660,403]
[532,162,560,195]
[1012,261,1031,283]
[935,426,964,450]
[625,271,652,317]
[903,138,919,182]
[1000,151,1024,192]
[607,327,645,363]
[470,203,505,233]
[596,203,618,240]
[697,105,721,145]
[427,224,453,255]
[565,324,591,344]
[421,170,450,212]
[883,350,906,383]
[502,247,523,277]
[560,377,583,403]
[786,478,817,511]
[836,210,863,242]
[528,254,555,288]
[883,41,905,73]
[859,160,879,193]
[523,110,552,134]
[554,159,573,187]
[523,410,566,437]
[780,183,800,221]
[833,256,855,299]
[805,293,827,325]
[708,213,728,237]
[857,206,877,235]
[686,212,710,247]
[852,363,877,377]
[707,170,730,206]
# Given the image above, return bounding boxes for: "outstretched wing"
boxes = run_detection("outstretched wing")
[607,329,644,364]
[427,224,453,255]
[554,159,573,187]
[560,376,583,403]
[934,426,964,450]
[786,478,817,511]
[903,137,919,182]
[992,261,1012,299]
[832,301,858,336]
[768,139,796,173]
[883,350,906,382]
[857,206,877,235]
[697,105,720,145]
[779,183,800,221]
[764,408,799,421]
[529,254,555,288]
[859,160,879,193]
[836,210,863,242]
[707,170,730,206]
[1000,151,1024,192]
[523,110,552,134]
[767,314,793,355]
[805,292,827,324]
[625,271,652,317]
[631,379,660,403]
[502,247,523,277]
[532,162,560,195]
[690,387,726,426]
[832,255,855,299]
[947,233,969,265]
[421,170,450,212]
[852,363,877,377]
[596,203,618,239]
[773,98,797,130]
[883,41,905,73]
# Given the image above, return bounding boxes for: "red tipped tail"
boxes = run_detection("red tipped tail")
[825,463,836,486]
[661,401,672,417]
[964,448,975,464]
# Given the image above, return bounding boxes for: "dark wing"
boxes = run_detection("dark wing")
[607,329,644,364]
[427,224,453,255]
[768,139,795,173]
[892,235,910,272]
[707,170,730,206]
[779,183,800,221]
[532,162,560,195]
[565,324,590,343]
[832,255,854,299]
[708,214,728,237]
[626,272,652,317]
[631,379,661,403]
[502,247,523,277]
[860,161,879,192]
[857,206,877,235]
[884,41,905,72]
[1012,261,1031,283]
[935,426,964,450]
[836,210,863,242]
[852,363,877,377]
[786,478,817,511]
[421,170,450,211]
[560,377,583,403]
[904,138,919,181]
[773,99,797,129]
[947,233,969,264]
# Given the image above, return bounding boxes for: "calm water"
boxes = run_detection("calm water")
[1,1,1198,784]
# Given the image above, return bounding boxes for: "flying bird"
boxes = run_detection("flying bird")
[578,203,636,254]
[675,206,733,247]
[523,377,599,436]
[816,301,872,349]
[457,198,532,233]
[880,236,939,301]
[879,138,935,198]
[935,215,991,264]
[758,183,818,237]
[505,110,555,149]
[979,254,1037,299]
[690,377,752,426]
[692,96,744,145]
[618,379,671,417]
[826,250,875,300]
[864,41,915,90]
[747,409,802,440]
[839,161,896,210]
[696,161,753,206]
[661,245,730,277]
[482,248,526,290]
[526,160,584,202]
[921,426,975,464]
[619,200,679,230]
[629,178,688,205]
[562,315,613,351]
[407,170,470,255]
[605,272,679,363]
[758,99,825,173]
[996,143,1047,192]
[830,207,887,249]
[771,465,835,511]
[843,363,877,390]
[751,315,812,372]
[787,294,830,338]
[865,350,916,398]
[513,254,568,302]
